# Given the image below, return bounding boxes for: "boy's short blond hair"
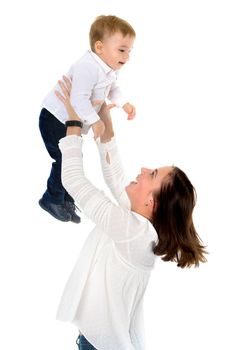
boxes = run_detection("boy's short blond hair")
[89,15,136,52]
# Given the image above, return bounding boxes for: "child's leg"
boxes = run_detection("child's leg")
[39,108,71,204]
[39,108,80,223]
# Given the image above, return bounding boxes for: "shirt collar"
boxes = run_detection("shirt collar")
[88,49,115,75]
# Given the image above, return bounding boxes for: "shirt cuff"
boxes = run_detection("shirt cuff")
[111,96,128,108]
[59,135,83,151]
[82,111,100,125]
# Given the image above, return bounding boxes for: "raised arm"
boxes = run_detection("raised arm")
[108,79,128,108]
[97,103,130,208]
[55,78,131,241]
[59,135,129,237]
[69,63,100,126]
[68,64,105,139]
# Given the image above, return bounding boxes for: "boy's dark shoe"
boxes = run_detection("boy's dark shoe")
[64,201,81,224]
[39,198,71,222]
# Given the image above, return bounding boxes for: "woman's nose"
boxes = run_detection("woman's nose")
[141,167,147,174]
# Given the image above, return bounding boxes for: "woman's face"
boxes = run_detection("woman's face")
[125,166,173,209]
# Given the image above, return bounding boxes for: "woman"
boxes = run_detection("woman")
[55,77,207,350]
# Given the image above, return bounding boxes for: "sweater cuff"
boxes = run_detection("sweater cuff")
[59,135,83,151]
[96,137,117,154]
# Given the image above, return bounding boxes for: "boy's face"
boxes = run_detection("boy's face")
[95,32,135,70]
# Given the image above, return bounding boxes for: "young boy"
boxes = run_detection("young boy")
[39,15,136,223]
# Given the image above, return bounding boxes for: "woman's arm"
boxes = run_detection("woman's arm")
[56,77,105,139]
[55,77,82,137]
[59,136,129,239]
[59,135,150,248]
[57,79,130,208]
[97,138,130,208]
[56,78,131,241]
[96,103,130,208]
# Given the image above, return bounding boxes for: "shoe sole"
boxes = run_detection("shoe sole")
[70,217,81,224]
[38,199,71,222]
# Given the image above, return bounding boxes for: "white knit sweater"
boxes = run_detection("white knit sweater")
[57,135,158,350]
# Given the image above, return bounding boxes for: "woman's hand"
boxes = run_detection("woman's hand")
[55,76,114,140]
[98,102,115,143]
[55,76,81,121]
[91,119,105,140]
[55,76,82,136]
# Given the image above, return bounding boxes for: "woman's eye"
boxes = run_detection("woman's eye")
[119,49,125,52]
[151,171,154,177]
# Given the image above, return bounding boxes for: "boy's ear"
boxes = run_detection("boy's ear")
[94,41,103,54]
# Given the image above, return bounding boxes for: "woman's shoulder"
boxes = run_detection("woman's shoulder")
[128,211,158,240]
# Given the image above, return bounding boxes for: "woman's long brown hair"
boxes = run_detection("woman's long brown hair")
[152,167,207,268]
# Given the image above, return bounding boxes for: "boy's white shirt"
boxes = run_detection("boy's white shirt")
[42,50,128,134]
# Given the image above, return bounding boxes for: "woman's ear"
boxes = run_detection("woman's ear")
[94,41,103,54]
[152,199,158,212]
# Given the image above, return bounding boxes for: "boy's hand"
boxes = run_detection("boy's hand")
[123,102,136,120]
[91,119,105,140]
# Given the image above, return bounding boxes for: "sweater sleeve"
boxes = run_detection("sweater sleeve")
[59,135,132,242]
[96,138,130,209]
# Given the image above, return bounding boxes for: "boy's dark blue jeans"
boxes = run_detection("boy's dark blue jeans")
[39,108,74,205]
[76,335,97,350]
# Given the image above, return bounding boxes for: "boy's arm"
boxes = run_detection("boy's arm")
[108,80,128,108]
[108,80,136,119]
[69,63,100,126]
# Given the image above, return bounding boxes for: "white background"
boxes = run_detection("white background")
[1,0,232,349]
